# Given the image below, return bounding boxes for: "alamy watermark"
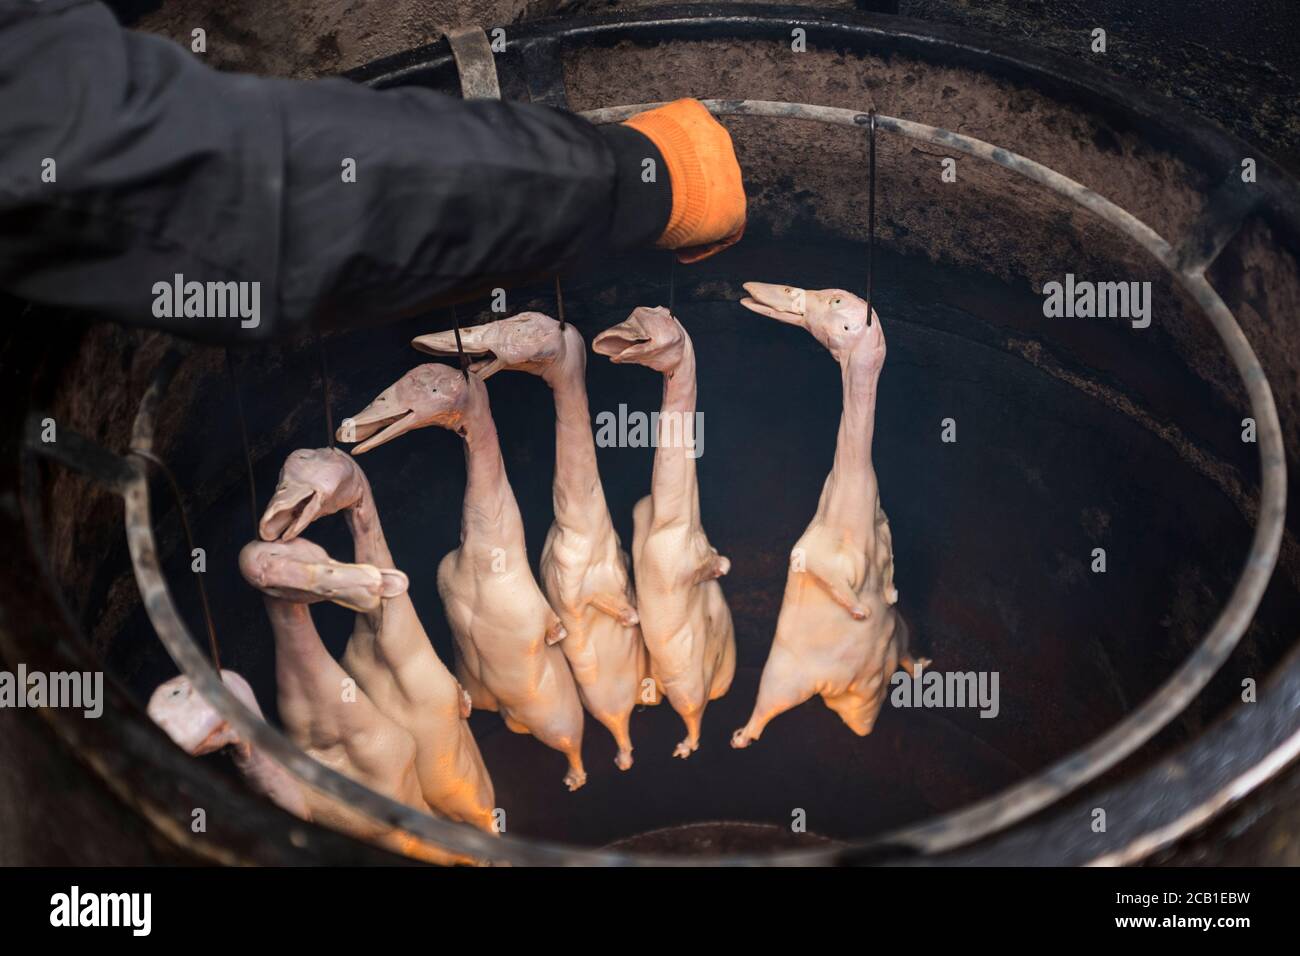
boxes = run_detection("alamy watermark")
[50,886,151,936]
[890,662,999,718]
[594,404,704,459]
[0,664,103,718]
[1041,273,1151,328]
[152,273,260,329]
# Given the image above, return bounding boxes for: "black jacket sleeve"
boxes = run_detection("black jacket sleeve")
[0,0,669,342]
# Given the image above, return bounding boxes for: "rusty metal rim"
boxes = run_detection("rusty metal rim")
[127,99,1285,866]
[1089,713,1300,866]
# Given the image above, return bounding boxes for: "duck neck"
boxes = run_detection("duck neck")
[218,695,310,820]
[263,597,340,698]
[342,476,421,641]
[344,474,393,569]
[818,350,882,538]
[649,340,700,526]
[543,339,611,535]
[459,390,524,548]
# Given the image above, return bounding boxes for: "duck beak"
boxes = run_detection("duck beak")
[340,385,419,455]
[240,539,408,613]
[412,325,503,379]
[320,561,408,613]
[592,314,651,363]
[258,480,321,542]
[273,553,393,613]
[740,282,808,327]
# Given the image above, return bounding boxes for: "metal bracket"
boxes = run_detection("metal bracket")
[520,37,569,109]
[444,26,501,100]
[1174,166,1265,275]
[24,413,136,494]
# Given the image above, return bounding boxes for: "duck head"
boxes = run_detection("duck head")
[147,670,261,756]
[740,283,883,366]
[411,311,569,381]
[339,362,480,454]
[238,537,408,613]
[591,306,686,373]
[258,447,366,541]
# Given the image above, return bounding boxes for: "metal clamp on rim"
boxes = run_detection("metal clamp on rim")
[444,26,501,100]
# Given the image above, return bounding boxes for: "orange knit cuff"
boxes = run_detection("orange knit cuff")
[623,99,727,250]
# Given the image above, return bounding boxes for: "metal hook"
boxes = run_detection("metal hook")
[866,109,877,327]
[451,304,469,380]
[555,276,566,330]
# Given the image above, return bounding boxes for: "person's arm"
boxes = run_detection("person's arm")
[0,0,675,341]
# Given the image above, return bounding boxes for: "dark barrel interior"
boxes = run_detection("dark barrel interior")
[21,11,1300,860]
[83,232,1298,850]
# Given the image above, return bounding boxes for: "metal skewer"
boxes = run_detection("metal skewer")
[450,304,469,379]
[555,276,566,330]
[315,332,335,447]
[866,109,876,326]
[224,350,259,535]
[667,251,676,314]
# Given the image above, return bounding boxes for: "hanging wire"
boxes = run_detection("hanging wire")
[554,276,566,330]
[130,448,222,672]
[667,251,676,315]
[315,332,335,447]
[866,110,877,326]
[450,304,469,379]
[224,350,259,535]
